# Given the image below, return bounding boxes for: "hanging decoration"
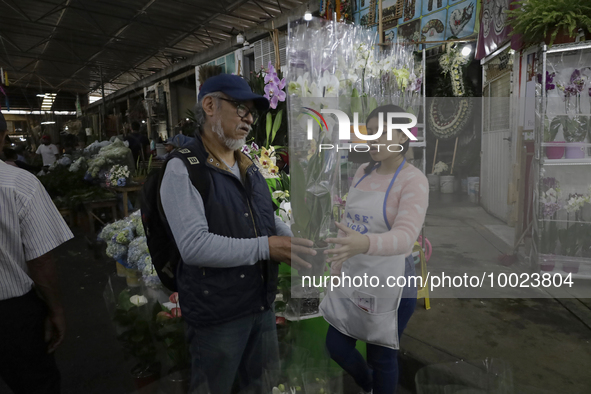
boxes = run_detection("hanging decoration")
[427,97,473,140]
[438,43,470,97]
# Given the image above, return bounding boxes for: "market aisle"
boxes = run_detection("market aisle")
[49,230,134,394]
[399,194,591,393]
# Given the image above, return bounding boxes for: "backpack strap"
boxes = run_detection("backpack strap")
[156,146,211,222]
[154,147,211,279]
[168,146,211,198]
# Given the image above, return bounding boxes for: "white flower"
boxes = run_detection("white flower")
[320,72,339,97]
[433,161,449,175]
[279,201,293,225]
[129,295,148,306]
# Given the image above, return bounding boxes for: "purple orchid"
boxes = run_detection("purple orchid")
[543,202,561,218]
[264,81,287,109]
[536,71,556,91]
[570,69,585,92]
[542,177,559,191]
[241,145,251,155]
[251,142,259,151]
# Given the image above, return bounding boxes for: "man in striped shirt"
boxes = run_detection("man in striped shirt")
[0,111,74,394]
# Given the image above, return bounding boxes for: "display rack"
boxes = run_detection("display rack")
[532,42,591,277]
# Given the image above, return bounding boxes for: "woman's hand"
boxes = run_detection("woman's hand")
[324,222,370,269]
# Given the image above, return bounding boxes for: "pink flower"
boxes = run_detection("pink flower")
[156,311,174,321]
[170,307,182,317]
[169,292,179,304]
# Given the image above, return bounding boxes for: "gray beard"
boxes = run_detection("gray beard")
[213,119,246,151]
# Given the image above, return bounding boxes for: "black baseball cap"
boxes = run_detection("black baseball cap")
[0,111,6,132]
[198,74,269,111]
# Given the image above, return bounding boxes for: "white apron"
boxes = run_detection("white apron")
[320,159,407,349]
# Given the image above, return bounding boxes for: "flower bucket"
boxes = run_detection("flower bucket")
[116,261,127,277]
[467,177,479,203]
[461,178,468,193]
[126,268,142,287]
[427,174,440,192]
[545,141,564,159]
[539,255,555,272]
[565,143,585,159]
[439,175,455,194]
[562,262,580,274]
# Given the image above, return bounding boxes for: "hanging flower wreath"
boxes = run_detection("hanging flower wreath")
[439,43,470,97]
[427,97,473,140]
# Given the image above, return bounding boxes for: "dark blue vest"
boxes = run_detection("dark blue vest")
[171,134,278,327]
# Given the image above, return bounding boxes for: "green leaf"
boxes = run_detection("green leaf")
[265,112,273,146]
[270,109,283,146]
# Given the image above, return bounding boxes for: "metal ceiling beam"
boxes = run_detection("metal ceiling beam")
[94,0,251,92]
[87,0,317,108]
[0,19,192,53]
[55,0,159,89]
[0,50,154,73]
[30,0,72,85]
[0,0,33,22]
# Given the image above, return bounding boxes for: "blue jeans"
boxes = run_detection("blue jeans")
[186,309,279,394]
[326,255,418,394]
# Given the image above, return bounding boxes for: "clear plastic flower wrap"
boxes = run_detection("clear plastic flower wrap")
[84,140,112,155]
[106,241,127,260]
[69,157,87,173]
[128,236,149,267]
[86,139,134,178]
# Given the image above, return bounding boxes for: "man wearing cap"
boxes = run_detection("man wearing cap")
[159,74,315,394]
[35,135,59,168]
[155,137,177,161]
[0,111,74,393]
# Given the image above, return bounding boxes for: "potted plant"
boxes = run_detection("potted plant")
[507,0,591,48]
[133,155,153,184]
[112,289,160,390]
[552,70,590,159]
[153,293,190,393]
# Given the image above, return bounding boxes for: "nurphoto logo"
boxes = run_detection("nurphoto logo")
[302,107,418,153]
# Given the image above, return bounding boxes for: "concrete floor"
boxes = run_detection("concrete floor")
[1,192,590,394]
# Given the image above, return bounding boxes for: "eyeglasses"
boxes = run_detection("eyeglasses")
[218,98,259,124]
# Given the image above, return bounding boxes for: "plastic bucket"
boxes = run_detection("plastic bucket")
[427,174,440,192]
[545,141,565,159]
[440,175,455,194]
[565,143,585,159]
[467,177,479,203]
[461,178,468,193]
[155,143,166,156]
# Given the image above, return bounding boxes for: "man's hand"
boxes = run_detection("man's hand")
[45,309,66,353]
[268,236,316,271]
[324,222,370,268]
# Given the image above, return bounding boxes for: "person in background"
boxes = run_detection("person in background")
[155,137,177,160]
[3,147,36,173]
[125,121,150,163]
[35,135,59,168]
[0,111,74,394]
[155,134,195,161]
[15,145,27,163]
